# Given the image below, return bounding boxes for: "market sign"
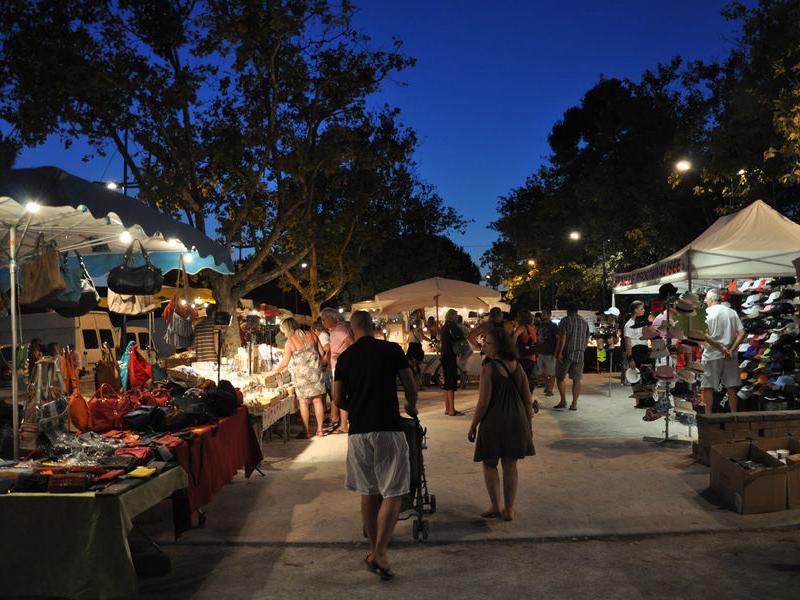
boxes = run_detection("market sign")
[613,255,685,288]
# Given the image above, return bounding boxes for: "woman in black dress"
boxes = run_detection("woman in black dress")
[468,328,535,521]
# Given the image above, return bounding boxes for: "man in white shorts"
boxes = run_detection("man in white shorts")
[701,289,745,413]
[334,310,417,581]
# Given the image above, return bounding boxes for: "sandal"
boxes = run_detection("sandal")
[450,410,465,416]
[368,559,395,581]
[315,430,325,437]
[480,510,502,519]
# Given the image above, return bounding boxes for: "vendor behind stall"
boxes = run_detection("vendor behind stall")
[194,304,220,362]
[624,300,649,369]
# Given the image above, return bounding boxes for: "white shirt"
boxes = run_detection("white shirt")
[318,331,330,346]
[703,303,743,361]
[623,319,646,347]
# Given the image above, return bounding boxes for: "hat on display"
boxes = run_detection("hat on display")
[744,293,764,307]
[680,291,700,306]
[651,338,667,351]
[773,302,795,316]
[687,361,704,373]
[625,367,641,384]
[667,325,685,339]
[677,369,696,384]
[737,385,754,401]
[658,283,680,300]
[739,280,754,292]
[687,329,706,343]
[764,291,782,304]
[769,276,797,287]
[641,326,660,340]
[655,365,677,381]
[742,304,763,319]
[675,299,696,315]
[773,374,796,388]
[603,306,620,317]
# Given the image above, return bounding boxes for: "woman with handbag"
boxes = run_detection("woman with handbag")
[266,318,327,438]
[468,328,535,522]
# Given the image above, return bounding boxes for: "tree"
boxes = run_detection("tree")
[0,0,414,347]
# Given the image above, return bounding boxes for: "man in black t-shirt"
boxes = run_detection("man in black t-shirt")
[334,310,417,581]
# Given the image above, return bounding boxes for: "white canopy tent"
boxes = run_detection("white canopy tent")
[613,200,800,295]
[357,277,506,317]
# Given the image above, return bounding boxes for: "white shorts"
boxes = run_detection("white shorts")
[346,431,410,498]
[536,354,556,376]
[701,357,740,390]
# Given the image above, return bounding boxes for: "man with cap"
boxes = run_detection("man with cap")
[701,289,745,413]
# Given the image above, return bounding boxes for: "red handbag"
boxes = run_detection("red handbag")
[127,343,153,388]
[114,446,152,462]
[143,388,171,407]
[89,384,141,432]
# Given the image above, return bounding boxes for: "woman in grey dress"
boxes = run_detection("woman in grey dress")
[267,318,327,438]
[468,328,535,521]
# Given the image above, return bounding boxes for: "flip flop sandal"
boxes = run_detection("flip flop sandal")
[480,510,502,519]
[569,406,578,411]
[368,559,395,581]
[451,410,465,416]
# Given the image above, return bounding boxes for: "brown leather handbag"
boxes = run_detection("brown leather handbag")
[18,233,66,305]
[94,343,122,390]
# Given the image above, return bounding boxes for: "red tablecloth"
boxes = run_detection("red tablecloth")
[171,407,262,533]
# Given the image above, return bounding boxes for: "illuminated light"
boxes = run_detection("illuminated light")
[194,298,203,304]
[167,237,182,247]
[338,307,344,314]
[119,230,133,244]
[737,168,747,176]
[300,262,308,269]
[25,201,41,214]
[202,302,209,308]
[527,259,536,267]
[478,309,484,315]
[183,252,194,263]
[382,329,388,335]
[106,181,118,190]
[180,299,188,306]
[569,231,581,241]
[422,327,428,332]
[675,159,692,172]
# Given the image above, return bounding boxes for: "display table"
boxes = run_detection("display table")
[248,394,297,443]
[171,406,263,526]
[0,467,188,600]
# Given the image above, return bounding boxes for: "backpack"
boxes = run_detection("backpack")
[449,324,471,357]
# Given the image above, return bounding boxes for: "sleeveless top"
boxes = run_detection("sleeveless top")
[288,331,326,399]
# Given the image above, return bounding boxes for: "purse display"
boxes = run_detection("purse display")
[163,255,196,348]
[51,251,100,317]
[94,343,122,390]
[126,343,154,388]
[107,239,164,295]
[18,233,66,306]
[88,383,141,432]
[107,290,158,315]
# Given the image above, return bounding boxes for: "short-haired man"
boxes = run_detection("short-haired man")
[701,289,745,413]
[536,309,559,396]
[554,303,590,411]
[334,310,418,581]
[321,307,354,433]
[193,303,220,362]
[467,306,504,352]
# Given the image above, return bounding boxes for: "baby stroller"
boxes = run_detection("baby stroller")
[398,416,436,541]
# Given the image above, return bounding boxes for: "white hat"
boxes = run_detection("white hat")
[764,291,782,305]
[625,367,641,384]
[604,306,620,317]
[744,293,763,307]
[742,304,762,319]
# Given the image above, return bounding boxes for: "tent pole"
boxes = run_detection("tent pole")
[687,249,693,329]
[10,225,19,460]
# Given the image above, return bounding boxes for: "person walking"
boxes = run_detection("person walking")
[321,307,354,433]
[535,310,558,396]
[312,320,333,418]
[554,303,590,411]
[468,328,535,522]
[267,318,327,438]
[513,310,540,413]
[701,289,745,413]
[440,309,465,416]
[467,306,505,351]
[333,310,418,581]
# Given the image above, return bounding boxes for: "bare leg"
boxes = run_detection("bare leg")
[501,458,518,519]
[482,460,501,513]
[571,379,582,410]
[554,378,567,408]
[298,398,311,436]
[337,408,349,433]
[371,495,403,571]
[361,495,381,557]
[727,387,738,413]
[330,401,340,424]
[702,388,714,414]
[545,375,555,395]
[449,390,456,413]
[311,396,325,434]
[443,390,455,414]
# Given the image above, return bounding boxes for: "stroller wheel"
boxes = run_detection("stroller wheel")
[421,520,430,541]
[412,519,420,541]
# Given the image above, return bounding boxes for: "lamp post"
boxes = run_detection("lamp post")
[568,230,607,310]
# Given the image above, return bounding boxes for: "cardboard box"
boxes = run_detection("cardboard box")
[751,437,800,509]
[709,441,787,514]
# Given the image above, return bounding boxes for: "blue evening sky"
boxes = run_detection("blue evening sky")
[13,1,745,271]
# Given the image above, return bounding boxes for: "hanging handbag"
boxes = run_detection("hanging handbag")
[52,252,100,317]
[107,239,164,295]
[163,255,196,348]
[88,383,141,432]
[127,343,154,388]
[95,343,122,390]
[107,289,158,315]
[18,233,66,305]
[67,387,92,431]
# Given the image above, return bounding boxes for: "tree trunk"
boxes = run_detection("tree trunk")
[310,301,322,320]
[210,276,242,358]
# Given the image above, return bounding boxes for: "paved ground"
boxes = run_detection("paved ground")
[137,373,800,598]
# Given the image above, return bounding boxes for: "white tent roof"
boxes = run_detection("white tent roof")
[357,277,504,315]
[613,200,800,294]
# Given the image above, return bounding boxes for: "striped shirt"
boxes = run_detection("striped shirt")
[557,314,590,361]
[193,318,218,362]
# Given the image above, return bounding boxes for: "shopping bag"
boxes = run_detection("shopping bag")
[52,251,100,317]
[107,289,158,315]
[18,233,66,305]
[107,239,163,295]
[127,343,153,388]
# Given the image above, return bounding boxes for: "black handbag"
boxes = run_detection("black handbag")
[122,405,167,431]
[107,240,164,295]
[51,251,100,317]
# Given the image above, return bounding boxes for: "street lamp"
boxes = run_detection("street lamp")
[568,231,581,241]
[527,258,536,267]
[568,231,606,311]
[675,159,692,172]
[300,262,308,269]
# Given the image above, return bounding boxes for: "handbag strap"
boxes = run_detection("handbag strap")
[494,360,526,406]
[176,254,191,300]
[121,239,154,268]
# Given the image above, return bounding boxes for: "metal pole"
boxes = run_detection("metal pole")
[538,287,542,312]
[10,226,19,459]
[601,239,607,311]
[123,128,129,196]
